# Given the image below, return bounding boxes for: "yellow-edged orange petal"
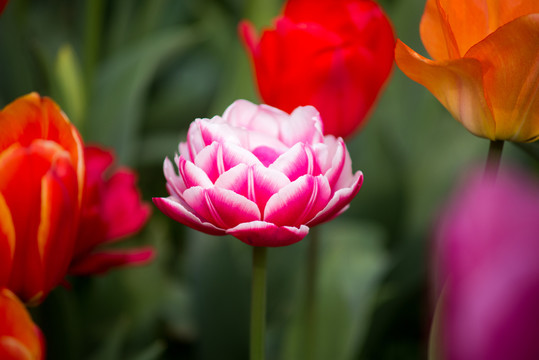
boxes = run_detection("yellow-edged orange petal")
[420,0,460,60]
[0,92,84,203]
[0,289,42,360]
[421,0,539,60]
[0,193,15,287]
[395,39,496,139]
[464,14,539,142]
[38,152,79,296]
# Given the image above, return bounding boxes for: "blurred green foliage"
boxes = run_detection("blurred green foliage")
[0,0,536,359]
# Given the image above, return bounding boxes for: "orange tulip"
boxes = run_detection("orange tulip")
[395,0,539,142]
[0,93,84,304]
[0,288,44,360]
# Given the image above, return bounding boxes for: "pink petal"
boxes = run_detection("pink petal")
[279,105,324,146]
[264,175,331,227]
[164,157,186,196]
[178,156,213,188]
[182,187,261,229]
[194,142,261,182]
[214,164,290,213]
[269,143,322,181]
[178,142,192,162]
[152,196,225,235]
[197,118,245,148]
[321,137,347,189]
[222,100,287,136]
[68,247,155,276]
[227,221,309,247]
[308,171,363,226]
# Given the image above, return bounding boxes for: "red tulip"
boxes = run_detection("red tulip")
[0,93,84,304]
[68,145,153,275]
[0,288,44,360]
[240,0,395,139]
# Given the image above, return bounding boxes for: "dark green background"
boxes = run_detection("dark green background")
[0,1,536,359]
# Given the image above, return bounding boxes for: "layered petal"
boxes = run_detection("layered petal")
[227,222,309,247]
[0,193,15,286]
[264,175,331,227]
[308,171,364,226]
[464,14,539,142]
[155,100,362,247]
[421,0,539,60]
[152,196,225,235]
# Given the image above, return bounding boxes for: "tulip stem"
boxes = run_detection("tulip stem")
[305,227,320,360]
[484,140,504,179]
[250,246,267,360]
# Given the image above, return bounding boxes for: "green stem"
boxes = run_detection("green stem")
[305,227,320,360]
[484,140,504,179]
[250,246,267,360]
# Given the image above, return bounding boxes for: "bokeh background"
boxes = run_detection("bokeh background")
[0,0,537,359]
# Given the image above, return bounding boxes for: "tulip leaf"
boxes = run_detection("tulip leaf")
[86,26,200,166]
[53,44,87,130]
[279,220,389,360]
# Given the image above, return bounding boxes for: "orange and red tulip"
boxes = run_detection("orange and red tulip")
[0,288,44,360]
[395,0,539,142]
[0,93,84,304]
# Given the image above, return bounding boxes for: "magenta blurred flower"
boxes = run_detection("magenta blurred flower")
[436,169,539,360]
[153,100,363,247]
[69,146,153,276]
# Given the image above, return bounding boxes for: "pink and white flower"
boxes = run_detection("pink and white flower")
[153,100,363,247]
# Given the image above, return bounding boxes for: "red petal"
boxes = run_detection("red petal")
[68,248,155,276]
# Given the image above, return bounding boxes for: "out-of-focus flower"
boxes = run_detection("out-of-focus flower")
[240,0,394,139]
[69,145,153,276]
[0,93,84,304]
[435,169,539,360]
[153,100,363,247]
[0,0,8,15]
[0,288,44,359]
[395,0,539,142]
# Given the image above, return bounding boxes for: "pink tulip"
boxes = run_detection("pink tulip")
[68,146,153,276]
[435,169,539,360]
[153,100,363,247]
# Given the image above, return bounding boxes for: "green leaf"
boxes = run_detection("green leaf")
[86,27,200,165]
[53,44,86,130]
